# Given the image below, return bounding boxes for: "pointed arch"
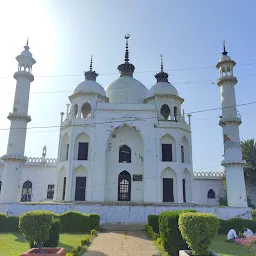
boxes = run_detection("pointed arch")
[181,136,190,163]
[160,104,170,120]
[119,145,131,163]
[72,104,78,118]
[207,189,216,199]
[81,102,91,118]
[21,180,32,202]
[183,169,192,203]
[74,132,90,160]
[161,168,177,202]
[118,171,131,201]
[60,133,69,161]
[57,167,67,201]
[160,133,176,162]
[72,165,88,201]
[174,106,178,121]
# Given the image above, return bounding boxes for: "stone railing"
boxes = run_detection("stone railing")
[193,171,225,179]
[27,157,57,164]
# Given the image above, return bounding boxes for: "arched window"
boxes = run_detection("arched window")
[119,145,131,163]
[160,104,170,120]
[207,189,216,199]
[0,181,2,194]
[73,104,78,118]
[81,102,91,118]
[174,107,178,122]
[21,180,32,202]
[118,171,131,201]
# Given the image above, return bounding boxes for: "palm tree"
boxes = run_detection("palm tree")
[241,139,256,184]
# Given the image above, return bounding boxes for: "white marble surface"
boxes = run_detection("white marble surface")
[0,202,251,224]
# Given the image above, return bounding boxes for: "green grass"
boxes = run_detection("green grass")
[0,232,84,256]
[210,235,253,256]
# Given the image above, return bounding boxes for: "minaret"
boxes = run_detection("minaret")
[0,40,36,203]
[216,41,247,207]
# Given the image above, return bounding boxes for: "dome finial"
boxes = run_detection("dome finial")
[24,37,30,51]
[124,34,130,62]
[160,54,163,72]
[90,55,93,71]
[222,40,228,55]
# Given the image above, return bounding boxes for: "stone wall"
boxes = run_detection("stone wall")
[0,202,251,224]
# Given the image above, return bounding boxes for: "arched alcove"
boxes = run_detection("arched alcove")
[21,180,32,202]
[74,132,90,160]
[181,136,190,163]
[81,102,91,118]
[183,169,192,203]
[160,104,170,120]
[72,165,88,201]
[207,189,216,199]
[60,133,69,161]
[118,171,131,201]
[174,106,178,121]
[105,125,144,202]
[160,133,176,162]
[73,104,78,118]
[161,168,177,203]
[57,167,67,201]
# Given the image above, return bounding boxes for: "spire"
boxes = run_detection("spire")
[24,37,29,51]
[155,54,169,83]
[222,40,228,55]
[117,34,135,77]
[84,55,98,81]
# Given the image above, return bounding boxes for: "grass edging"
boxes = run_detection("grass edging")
[66,229,98,256]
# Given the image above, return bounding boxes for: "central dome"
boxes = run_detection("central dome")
[105,76,148,104]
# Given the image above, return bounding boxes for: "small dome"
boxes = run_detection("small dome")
[21,49,32,58]
[106,76,148,103]
[74,80,106,96]
[219,55,231,62]
[148,82,178,98]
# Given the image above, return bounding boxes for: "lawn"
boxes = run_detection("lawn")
[0,232,84,256]
[210,235,253,256]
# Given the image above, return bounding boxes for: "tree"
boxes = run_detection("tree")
[241,139,256,184]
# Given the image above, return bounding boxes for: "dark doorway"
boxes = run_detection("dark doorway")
[119,145,131,163]
[78,142,88,160]
[163,178,174,202]
[183,179,186,202]
[118,171,131,201]
[162,144,172,161]
[62,177,66,201]
[21,180,32,202]
[75,177,86,201]
[47,185,55,199]
[207,189,216,199]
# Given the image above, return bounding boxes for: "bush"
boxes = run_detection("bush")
[145,224,159,240]
[44,218,61,247]
[59,211,90,233]
[0,214,19,232]
[0,213,8,231]
[88,214,100,230]
[81,234,91,246]
[19,210,55,252]
[90,229,97,236]
[159,209,197,256]
[219,217,256,235]
[252,209,256,220]
[218,219,226,233]
[179,212,219,256]
[147,215,159,233]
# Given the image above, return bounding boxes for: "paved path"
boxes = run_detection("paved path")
[83,231,159,256]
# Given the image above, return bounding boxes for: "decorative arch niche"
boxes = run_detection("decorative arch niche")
[160,104,170,120]
[74,132,90,160]
[181,136,190,163]
[119,145,131,163]
[60,133,69,161]
[81,102,91,118]
[160,133,176,162]
[161,168,177,203]
[21,180,32,202]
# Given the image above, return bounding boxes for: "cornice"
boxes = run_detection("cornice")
[217,76,237,86]
[219,117,241,127]
[13,71,34,82]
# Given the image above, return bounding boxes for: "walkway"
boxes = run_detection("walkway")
[83,230,159,256]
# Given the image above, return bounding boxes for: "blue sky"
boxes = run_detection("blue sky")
[0,0,255,173]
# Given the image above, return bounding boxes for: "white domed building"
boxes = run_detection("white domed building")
[0,39,251,222]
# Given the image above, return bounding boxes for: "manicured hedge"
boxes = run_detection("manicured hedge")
[0,213,19,232]
[159,209,196,256]
[219,217,256,235]
[147,215,159,233]
[88,214,100,230]
[59,211,90,233]
[145,224,159,240]
[179,212,219,256]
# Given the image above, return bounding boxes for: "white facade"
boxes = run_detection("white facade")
[0,39,249,212]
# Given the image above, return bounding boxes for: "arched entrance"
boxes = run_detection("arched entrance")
[118,171,131,201]
[21,180,32,202]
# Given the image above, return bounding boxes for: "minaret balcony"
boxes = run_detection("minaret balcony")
[14,71,34,82]
[219,117,241,127]
[7,112,31,122]
[221,159,246,167]
[217,76,237,86]
[1,154,27,163]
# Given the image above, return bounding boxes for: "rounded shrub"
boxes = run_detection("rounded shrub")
[147,214,159,233]
[88,214,100,230]
[80,234,91,246]
[19,210,55,252]
[59,211,90,233]
[178,212,219,256]
[159,209,196,256]
[0,213,8,231]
